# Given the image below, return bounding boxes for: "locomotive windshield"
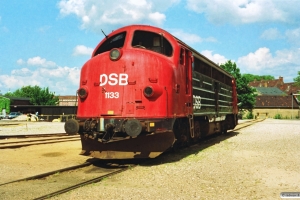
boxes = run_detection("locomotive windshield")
[93,32,126,56]
[131,30,173,57]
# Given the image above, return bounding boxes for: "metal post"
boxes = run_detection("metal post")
[292,94,300,120]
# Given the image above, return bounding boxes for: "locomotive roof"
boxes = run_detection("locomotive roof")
[101,25,234,79]
[174,37,234,79]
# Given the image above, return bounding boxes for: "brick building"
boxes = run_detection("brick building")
[58,95,78,106]
[248,76,300,119]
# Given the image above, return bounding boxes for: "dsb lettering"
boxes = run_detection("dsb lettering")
[100,73,128,86]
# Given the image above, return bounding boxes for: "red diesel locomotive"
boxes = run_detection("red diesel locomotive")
[65,25,238,159]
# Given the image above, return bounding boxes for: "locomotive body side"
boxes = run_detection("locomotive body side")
[64,25,238,159]
[190,53,238,137]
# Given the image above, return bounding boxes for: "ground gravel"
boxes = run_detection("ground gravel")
[1,119,299,199]
[0,120,65,135]
[49,119,300,200]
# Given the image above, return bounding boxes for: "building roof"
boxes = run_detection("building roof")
[249,76,284,88]
[255,95,299,108]
[249,76,300,95]
[254,87,287,96]
[277,83,300,95]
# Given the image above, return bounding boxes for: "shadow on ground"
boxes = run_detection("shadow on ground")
[85,130,241,168]
[142,130,241,166]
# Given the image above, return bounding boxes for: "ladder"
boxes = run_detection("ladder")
[188,115,194,138]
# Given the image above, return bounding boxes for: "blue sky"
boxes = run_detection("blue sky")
[1,0,300,95]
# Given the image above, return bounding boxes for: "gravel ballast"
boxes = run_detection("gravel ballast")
[48,119,300,200]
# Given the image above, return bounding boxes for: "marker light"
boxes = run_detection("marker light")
[144,86,154,97]
[143,85,163,99]
[78,87,88,99]
[110,48,122,61]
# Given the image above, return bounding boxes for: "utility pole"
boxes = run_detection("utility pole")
[292,93,300,119]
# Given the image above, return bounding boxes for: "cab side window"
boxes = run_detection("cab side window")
[132,30,173,57]
[94,32,127,56]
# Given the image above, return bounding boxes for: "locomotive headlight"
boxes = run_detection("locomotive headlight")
[144,86,154,97]
[110,48,122,61]
[143,85,163,99]
[77,87,88,99]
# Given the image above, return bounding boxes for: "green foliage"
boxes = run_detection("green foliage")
[296,91,300,101]
[274,113,282,119]
[220,60,257,111]
[4,85,59,105]
[0,96,10,113]
[245,111,254,119]
[243,74,275,82]
[294,71,300,87]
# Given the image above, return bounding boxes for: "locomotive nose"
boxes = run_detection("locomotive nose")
[124,119,142,137]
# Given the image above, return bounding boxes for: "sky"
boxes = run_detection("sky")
[1,0,300,95]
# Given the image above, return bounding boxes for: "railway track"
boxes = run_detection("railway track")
[233,118,265,131]
[0,134,80,149]
[34,166,130,200]
[0,160,135,200]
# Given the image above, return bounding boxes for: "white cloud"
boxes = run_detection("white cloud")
[11,68,33,76]
[285,28,300,46]
[0,67,80,95]
[66,67,81,85]
[58,0,179,32]
[170,29,217,46]
[237,47,300,81]
[260,28,283,40]
[186,0,300,25]
[200,50,228,65]
[237,47,273,71]
[27,56,57,68]
[260,27,300,47]
[73,45,93,56]
[0,57,80,95]
[148,12,166,25]
[0,75,27,91]
[17,59,25,65]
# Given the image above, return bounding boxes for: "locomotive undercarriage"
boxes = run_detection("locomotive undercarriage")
[80,118,175,141]
[172,114,237,147]
[65,118,177,159]
[65,114,237,159]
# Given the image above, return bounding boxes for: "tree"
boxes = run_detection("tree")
[220,60,257,111]
[5,86,59,105]
[0,96,10,114]
[243,74,275,83]
[293,71,300,101]
[294,71,300,86]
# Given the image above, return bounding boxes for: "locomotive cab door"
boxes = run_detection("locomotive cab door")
[180,47,193,115]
